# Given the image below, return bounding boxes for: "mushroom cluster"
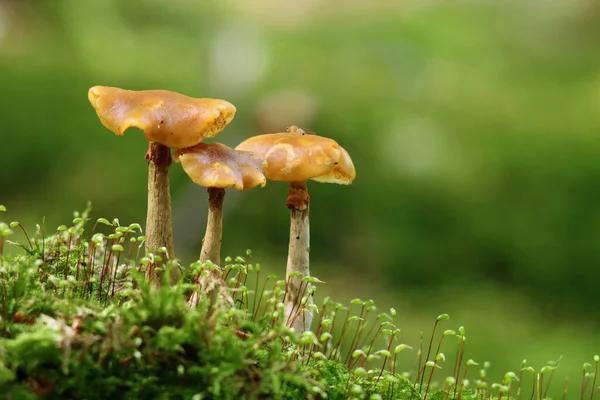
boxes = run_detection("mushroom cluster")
[88,86,236,285]
[88,86,355,333]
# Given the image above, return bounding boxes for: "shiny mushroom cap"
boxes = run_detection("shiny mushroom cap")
[88,86,236,149]
[235,126,356,185]
[174,143,267,191]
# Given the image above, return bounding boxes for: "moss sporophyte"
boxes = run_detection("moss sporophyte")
[0,207,598,398]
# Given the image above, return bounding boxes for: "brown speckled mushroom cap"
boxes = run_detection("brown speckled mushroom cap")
[174,143,267,191]
[88,86,236,149]
[235,126,356,184]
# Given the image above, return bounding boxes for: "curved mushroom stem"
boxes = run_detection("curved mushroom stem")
[144,142,178,286]
[200,187,225,264]
[188,187,225,309]
[285,181,314,333]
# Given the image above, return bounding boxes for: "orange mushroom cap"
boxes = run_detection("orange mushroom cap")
[88,86,236,149]
[174,143,267,191]
[235,126,356,184]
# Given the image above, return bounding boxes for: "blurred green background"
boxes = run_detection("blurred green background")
[1,0,599,392]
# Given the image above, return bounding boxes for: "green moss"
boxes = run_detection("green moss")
[0,208,596,399]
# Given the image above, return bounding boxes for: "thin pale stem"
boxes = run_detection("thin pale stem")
[144,141,177,286]
[188,187,226,309]
[200,188,225,264]
[284,181,313,333]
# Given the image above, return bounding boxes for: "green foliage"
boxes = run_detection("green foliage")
[0,209,598,399]
[0,210,317,399]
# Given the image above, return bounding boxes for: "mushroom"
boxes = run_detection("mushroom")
[88,86,236,285]
[173,142,267,307]
[174,142,267,264]
[235,126,355,332]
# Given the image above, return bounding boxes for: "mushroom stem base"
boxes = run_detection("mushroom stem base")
[200,188,225,264]
[285,182,313,333]
[144,142,178,286]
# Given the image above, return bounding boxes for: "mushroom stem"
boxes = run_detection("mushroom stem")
[144,142,178,285]
[189,187,225,310]
[200,187,225,264]
[285,181,314,333]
